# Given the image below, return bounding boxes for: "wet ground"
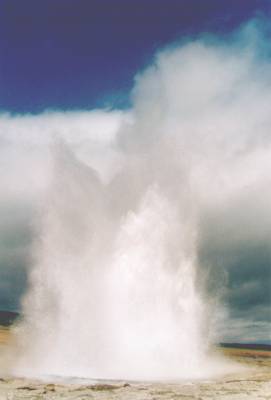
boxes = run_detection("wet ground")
[0,327,270,399]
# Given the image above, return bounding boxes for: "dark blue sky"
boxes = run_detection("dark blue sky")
[0,0,270,113]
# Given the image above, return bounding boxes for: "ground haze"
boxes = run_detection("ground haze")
[0,326,270,399]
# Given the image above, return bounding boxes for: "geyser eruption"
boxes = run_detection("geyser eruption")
[8,21,271,380]
[13,141,210,380]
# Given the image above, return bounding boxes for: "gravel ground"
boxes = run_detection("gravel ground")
[0,327,270,399]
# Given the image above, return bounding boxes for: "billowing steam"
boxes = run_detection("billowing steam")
[3,20,271,380]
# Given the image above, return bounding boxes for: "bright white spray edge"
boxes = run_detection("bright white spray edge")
[6,21,271,380]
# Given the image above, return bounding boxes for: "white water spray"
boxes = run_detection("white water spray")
[12,141,213,380]
[7,22,271,380]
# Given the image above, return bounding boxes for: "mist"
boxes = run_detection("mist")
[2,20,271,379]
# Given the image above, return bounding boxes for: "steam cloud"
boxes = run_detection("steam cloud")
[1,20,271,379]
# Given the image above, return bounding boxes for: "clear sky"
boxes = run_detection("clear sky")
[0,0,270,113]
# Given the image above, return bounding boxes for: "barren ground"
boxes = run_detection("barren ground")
[0,326,270,399]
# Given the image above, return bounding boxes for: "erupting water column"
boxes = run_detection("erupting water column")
[11,140,212,380]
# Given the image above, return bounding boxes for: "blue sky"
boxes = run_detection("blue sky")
[0,0,270,113]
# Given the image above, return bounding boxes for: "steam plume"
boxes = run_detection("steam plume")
[3,20,271,379]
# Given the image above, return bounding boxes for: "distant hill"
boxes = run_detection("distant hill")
[220,342,271,351]
[0,310,19,326]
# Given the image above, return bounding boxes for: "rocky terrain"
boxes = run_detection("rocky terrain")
[0,326,270,399]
